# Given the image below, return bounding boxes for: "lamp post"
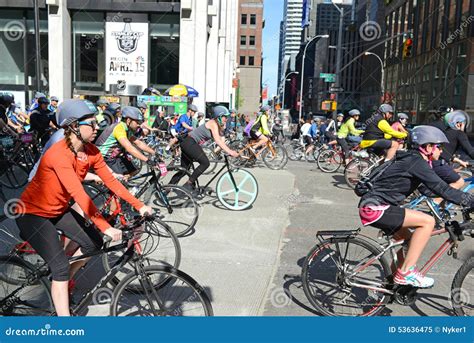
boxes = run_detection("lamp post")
[282,71,299,111]
[299,34,329,121]
[364,52,384,95]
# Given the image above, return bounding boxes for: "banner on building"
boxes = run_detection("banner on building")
[302,0,311,27]
[262,87,268,101]
[105,19,149,94]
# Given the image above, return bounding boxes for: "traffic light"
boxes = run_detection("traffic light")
[403,37,413,58]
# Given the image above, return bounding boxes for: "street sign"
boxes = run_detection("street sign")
[320,73,335,79]
[329,87,344,93]
[324,75,335,83]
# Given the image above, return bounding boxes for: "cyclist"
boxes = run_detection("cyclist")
[49,96,59,112]
[95,106,156,176]
[271,116,284,143]
[0,93,19,137]
[169,106,239,190]
[358,125,474,288]
[99,103,121,129]
[166,105,197,151]
[95,98,109,125]
[250,105,272,150]
[337,110,364,165]
[325,112,344,146]
[429,106,453,131]
[29,96,57,147]
[391,113,409,134]
[16,99,151,316]
[360,104,407,161]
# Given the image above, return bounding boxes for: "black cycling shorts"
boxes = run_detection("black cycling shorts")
[105,156,137,175]
[250,130,262,140]
[303,136,313,146]
[359,204,405,235]
[369,139,392,151]
[432,160,461,184]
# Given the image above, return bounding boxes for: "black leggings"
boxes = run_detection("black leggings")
[169,136,210,185]
[16,209,103,282]
[337,137,351,159]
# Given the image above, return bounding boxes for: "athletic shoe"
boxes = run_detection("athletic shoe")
[394,266,434,288]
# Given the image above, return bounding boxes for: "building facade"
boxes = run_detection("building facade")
[236,0,264,116]
[384,0,474,124]
[0,0,239,112]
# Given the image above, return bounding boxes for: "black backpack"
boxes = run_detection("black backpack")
[354,159,396,197]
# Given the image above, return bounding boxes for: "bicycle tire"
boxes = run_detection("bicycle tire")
[0,162,29,189]
[344,158,372,189]
[302,236,392,316]
[216,169,258,211]
[102,218,181,290]
[147,184,199,237]
[0,255,54,316]
[262,143,288,170]
[450,256,473,316]
[110,265,213,316]
[317,149,342,173]
[287,143,304,161]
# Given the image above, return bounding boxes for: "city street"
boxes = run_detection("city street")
[3,158,469,316]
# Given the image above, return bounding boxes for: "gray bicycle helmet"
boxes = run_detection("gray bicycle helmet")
[107,103,121,114]
[261,105,271,112]
[97,98,109,107]
[188,104,198,113]
[50,96,59,102]
[212,105,230,119]
[56,100,98,127]
[337,112,344,118]
[137,102,148,110]
[444,110,469,130]
[397,113,409,120]
[121,106,144,122]
[349,109,361,116]
[409,125,449,147]
[379,104,394,114]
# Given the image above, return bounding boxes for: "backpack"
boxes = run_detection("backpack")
[354,159,396,197]
[244,119,255,136]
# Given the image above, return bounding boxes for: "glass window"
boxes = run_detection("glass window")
[240,56,246,65]
[0,10,26,85]
[249,56,255,65]
[240,35,246,46]
[72,11,105,90]
[250,14,256,25]
[249,36,255,46]
[150,13,180,90]
[241,14,247,25]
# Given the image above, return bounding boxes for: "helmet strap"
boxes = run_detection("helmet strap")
[418,146,434,168]
[70,124,87,145]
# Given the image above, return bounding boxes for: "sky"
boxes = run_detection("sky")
[262,0,285,99]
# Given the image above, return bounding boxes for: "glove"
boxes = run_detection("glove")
[146,156,156,167]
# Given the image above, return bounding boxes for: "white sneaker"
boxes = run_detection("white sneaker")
[394,266,434,288]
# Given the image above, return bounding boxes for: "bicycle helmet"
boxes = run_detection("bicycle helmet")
[50,96,59,102]
[107,103,121,114]
[444,110,469,130]
[337,113,344,118]
[34,92,46,99]
[137,102,148,110]
[188,104,198,113]
[409,125,449,147]
[121,106,144,122]
[397,113,409,120]
[261,105,271,113]
[212,105,230,124]
[96,98,109,107]
[0,93,15,107]
[349,109,361,117]
[379,104,394,114]
[56,100,98,127]
[37,97,50,105]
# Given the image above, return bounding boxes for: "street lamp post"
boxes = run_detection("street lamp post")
[282,71,299,111]
[299,34,329,122]
[331,1,344,118]
[364,52,384,95]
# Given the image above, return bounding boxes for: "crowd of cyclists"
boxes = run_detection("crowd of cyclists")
[1,88,473,315]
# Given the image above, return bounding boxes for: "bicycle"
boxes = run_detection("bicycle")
[344,149,384,189]
[230,136,288,170]
[168,155,258,211]
[0,216,213,316]
[316,144,359,173]
[301,208,473,316]
[84,164,199,237]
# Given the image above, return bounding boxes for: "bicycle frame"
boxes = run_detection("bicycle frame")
[198,155,239,193]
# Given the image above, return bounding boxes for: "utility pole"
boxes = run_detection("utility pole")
[34,0,41,92]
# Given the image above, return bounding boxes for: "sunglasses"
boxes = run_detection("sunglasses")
[78,119,98,128]
[434,144,443,150]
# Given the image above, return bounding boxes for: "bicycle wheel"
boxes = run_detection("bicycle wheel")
[110,265,213,316]
[262,144,288,170]
[287,143,304,161]
[0,256,54,316]
[216,169,258,211]
[302,236,391,316]
[102,219,181,289]
[344,158,372,189]
[317,149,342,173]
[451,257,473,316]
[0,162,29,189]
[146,184,199,236]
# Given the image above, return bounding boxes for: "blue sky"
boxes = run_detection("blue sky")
[262,0,284,99]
